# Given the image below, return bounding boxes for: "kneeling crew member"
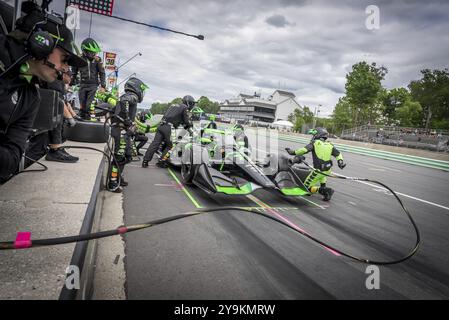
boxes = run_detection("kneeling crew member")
[286,127,346,201]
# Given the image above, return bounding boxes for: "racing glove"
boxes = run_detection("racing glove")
[288,155,305,165]
[338,159,346,169]
[286,148,296,156]
[294,155,305,163]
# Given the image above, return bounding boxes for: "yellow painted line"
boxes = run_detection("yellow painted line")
[167,168,202,209]
[246,195,267,208]
[298,197,326,210]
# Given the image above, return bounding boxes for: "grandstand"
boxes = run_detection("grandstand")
[340,125,449,152]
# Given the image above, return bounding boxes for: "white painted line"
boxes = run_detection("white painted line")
[333,173,449,212]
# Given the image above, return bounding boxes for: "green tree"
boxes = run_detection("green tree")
[302,106,314,125]
[197,96,220,114]
[409,68,449,130]
[345,61,387,126]
[380,87,422,127]
[170,97,183,105]
[288,106,323,132]
[395,100,422,127]
[293,117,304,132]
[379,88,398,124]
[315,117,335,134]
[150,102,169,115]
[150,97,183,114]
[288,107,306,132]
[331,96,353,135]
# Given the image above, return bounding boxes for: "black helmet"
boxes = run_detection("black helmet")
[312,127,329,140]
[81,38,101,54]
[124,77,149,103]
[233,124,244,132]
[182,95,196,110]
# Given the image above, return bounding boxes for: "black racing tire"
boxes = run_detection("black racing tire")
[181,147,197,184]
[181,162,196,184]
[64,120,110,143]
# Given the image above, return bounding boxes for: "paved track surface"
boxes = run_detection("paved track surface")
[122,132,449,299]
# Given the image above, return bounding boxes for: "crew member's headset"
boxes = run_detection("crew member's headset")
[0,13,64,80]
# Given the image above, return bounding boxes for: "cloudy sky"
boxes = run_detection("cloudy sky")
[46,0,449,116]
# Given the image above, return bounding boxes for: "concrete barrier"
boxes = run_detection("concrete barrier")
[0,142,106,300]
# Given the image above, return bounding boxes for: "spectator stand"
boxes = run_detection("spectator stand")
[340,125,449,152]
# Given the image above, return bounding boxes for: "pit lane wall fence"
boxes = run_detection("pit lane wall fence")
[0,142,107,300]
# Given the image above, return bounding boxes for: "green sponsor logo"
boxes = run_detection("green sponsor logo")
[35,35,49,45]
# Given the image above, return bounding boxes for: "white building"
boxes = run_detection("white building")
[268,90,302,122]
[219,90,302,124]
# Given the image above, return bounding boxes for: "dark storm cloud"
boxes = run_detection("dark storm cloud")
[265,14,292,28]
[279,0,309,6]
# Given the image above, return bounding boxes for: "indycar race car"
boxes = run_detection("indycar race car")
[166,127,325,197]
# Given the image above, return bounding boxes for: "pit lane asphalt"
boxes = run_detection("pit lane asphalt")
[121,134,449,299]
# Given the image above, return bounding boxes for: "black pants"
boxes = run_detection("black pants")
[134,132,148,151]
[48,121,63,145]
[48,98,65,145]
[24,132,49,169]
[143,123,172,162]
[78,85,97,116]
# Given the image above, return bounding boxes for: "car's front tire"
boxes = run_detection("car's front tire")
[181,148,196,184]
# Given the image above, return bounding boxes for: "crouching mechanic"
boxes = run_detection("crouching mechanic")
[107,77,149,192]
[142,95,195,168]
[132,110,156,156]
[0,7,86,182]
[286,127,346,201]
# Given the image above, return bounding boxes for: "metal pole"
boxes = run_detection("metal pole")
[88,12,93,37]
[117,72,136,87]
[107,14,204,40]
[106,52,142,78]
[64,0,70,23]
